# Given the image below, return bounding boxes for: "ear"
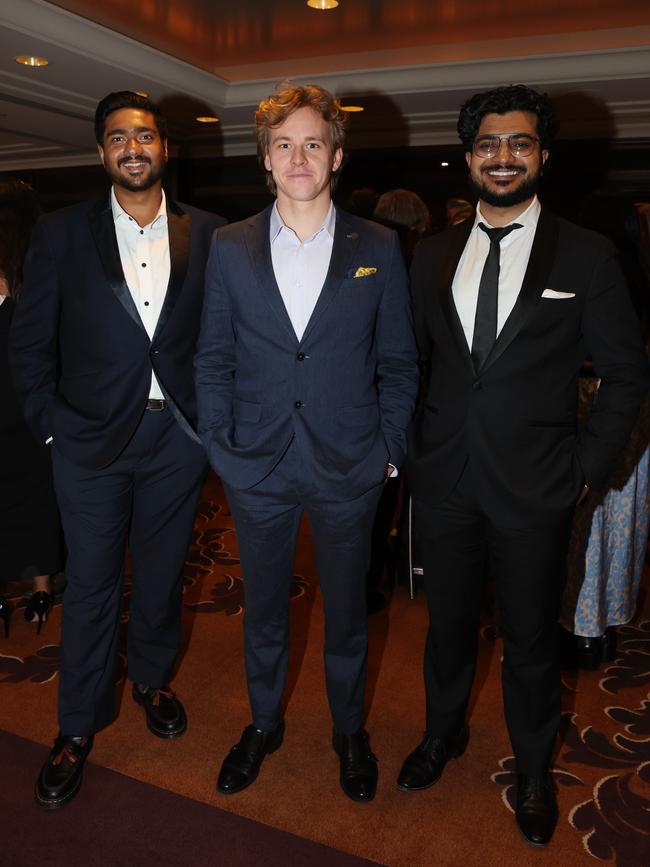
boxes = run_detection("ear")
[332,147,343,173]
[163,139,169,162]
[263,152,272,172]
[97,144,105,166]
[541,149,549,166]
[464,151,472,169]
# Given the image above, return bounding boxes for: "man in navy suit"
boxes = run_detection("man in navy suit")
[195,83,418,801]
[10,91,224,809]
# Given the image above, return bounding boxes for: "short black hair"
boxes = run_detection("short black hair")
[457,84,557,152]
[94,91,167,145]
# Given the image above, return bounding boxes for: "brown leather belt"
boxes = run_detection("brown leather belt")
[145,398,167,411]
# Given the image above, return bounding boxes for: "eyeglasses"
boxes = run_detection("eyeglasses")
[472,134,540,158]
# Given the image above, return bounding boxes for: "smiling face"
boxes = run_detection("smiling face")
[466,110,548,213]
[97,107,168,193]
[263,106,342,208]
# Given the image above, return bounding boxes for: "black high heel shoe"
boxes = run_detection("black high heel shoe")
[24,592,54,635]
[0,596,10,638]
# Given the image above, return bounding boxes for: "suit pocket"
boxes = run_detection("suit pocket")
[337,404,379,426]
[233,398,262,423]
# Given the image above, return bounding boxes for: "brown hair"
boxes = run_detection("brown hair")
[0,179,41,298]
[255,82,347,194]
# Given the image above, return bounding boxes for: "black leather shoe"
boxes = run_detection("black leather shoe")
[397,725,468,791]
[575,636,603,670]
[35,734,93,810]
[515,773,558,846]
[333,729,378,802]
[217,721,284,795]
[132,683,187,739]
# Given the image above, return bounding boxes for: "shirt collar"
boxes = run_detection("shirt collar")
[270,201,336,244]
[110,187,168,230]
[474,196,540,233]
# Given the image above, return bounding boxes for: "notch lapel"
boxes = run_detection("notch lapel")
[438,220,474,372]
[300,209,359,345]
[153,200,190,341]
[88,197,144,331]
[245,207,298,343]
[480,208,560,373]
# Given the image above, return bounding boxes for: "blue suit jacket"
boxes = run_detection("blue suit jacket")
[10,194,224,469]
[194,205,419,500]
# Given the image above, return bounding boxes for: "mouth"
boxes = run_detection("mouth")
[119,158,150,171]
[482,165,524,184]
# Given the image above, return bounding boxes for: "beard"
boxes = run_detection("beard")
[107,157,165,193]
[469,164,541,208]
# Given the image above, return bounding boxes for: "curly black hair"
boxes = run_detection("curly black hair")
[0,179,41,297]
[94,91,167,145]
[457,85,557,152]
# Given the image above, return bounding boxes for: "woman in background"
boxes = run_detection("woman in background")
[0,179,62,636]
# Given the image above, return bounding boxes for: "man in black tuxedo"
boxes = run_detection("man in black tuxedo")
[10,91,224,809]
[398,85,648,845]
[195,83,418,801]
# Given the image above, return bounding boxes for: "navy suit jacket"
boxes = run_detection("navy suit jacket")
[10,193,225,469]
[194,205,419,500]
[407,208,649,525]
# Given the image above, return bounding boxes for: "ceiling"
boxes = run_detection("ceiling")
[1,0,649,170]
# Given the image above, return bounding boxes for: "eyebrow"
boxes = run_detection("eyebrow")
[272,134,325,143]
[106,126,157,137]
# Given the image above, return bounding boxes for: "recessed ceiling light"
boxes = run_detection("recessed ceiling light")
[441,161,449,167]
[340,105,364,113]
[196,116,220,123]
[15,55,49,67]
[135,91,149,98]
[307,0,339,9]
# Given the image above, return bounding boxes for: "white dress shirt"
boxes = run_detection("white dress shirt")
[111,187,170,400]
[452,197,541,349]
[269,201,335,341]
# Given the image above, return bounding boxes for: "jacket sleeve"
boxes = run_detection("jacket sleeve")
[9,218,60,444]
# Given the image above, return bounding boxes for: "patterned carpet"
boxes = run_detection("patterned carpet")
[1,472,649,866]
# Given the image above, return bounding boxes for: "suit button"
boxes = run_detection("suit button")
[294,400,304,408]
[151,350,160,356]
[296,352,306,361]
[472,380,482,391]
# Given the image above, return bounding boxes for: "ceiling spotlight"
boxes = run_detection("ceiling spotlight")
[15,55,49,67]
[307,0,339,9]
[196,116,220,123]
[340,105,364,113]
[441,161,449,167]
[134,91,149,98]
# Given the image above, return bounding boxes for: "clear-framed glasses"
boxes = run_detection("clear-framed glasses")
[472,134,540,159]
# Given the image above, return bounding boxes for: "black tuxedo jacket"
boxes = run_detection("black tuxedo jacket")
[10,193,225,469]
[195,205,419,500]
[407,207,649,526]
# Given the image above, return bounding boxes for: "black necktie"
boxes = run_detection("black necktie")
[471,222,522,370]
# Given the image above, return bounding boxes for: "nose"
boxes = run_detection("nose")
[290,147,306,166]
[495,137,510,159]
[125,135,142,154]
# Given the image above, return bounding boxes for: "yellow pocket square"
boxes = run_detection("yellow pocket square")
[353,267,377,278]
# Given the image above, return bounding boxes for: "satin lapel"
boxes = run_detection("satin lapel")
[438,220,474,371]
[480,208,559,373]
[300,209,359,345]
[88,197,144,331]
[153,200,190,340]
[245,207,297,343]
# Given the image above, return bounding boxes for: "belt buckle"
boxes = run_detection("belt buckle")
[146,398,166,411]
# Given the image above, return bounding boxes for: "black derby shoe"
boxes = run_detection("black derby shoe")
[332,729,378,803]
[132,683,187,739]
[515,773,558,846]
[397,725,468,791]
[35,734,93,810]
[217,721,284,795]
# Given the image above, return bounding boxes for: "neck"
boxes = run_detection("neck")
[113,182,163,228]
[480,195,534,228]
[276,194,331,242]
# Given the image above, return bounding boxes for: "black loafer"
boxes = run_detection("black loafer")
[515,773,558,846]
[132,683,187,739]
[217,721,285,795]
[332,729,378,802]
[35,734,93,810]
[397,725,468,791]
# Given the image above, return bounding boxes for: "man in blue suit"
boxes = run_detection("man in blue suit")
[11,92,224,809]
[195,83,418,801]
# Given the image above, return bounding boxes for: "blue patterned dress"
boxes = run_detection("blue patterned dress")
[560,376,650,637]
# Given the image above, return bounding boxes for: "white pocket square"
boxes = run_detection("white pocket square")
[542,288,575,299]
